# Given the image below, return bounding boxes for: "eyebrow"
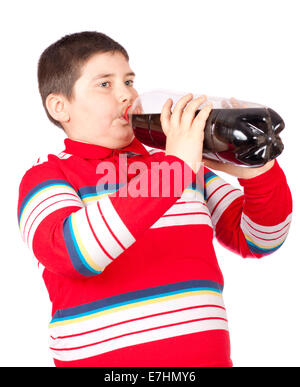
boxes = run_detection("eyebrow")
[92,72,136,80]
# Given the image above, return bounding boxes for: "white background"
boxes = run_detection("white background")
[1,0,299,367]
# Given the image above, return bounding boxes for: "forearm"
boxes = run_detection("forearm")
[20,155,194,279]
[217,160,292,257]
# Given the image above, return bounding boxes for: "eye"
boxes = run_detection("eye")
[125,80,134,86]
[99,81,110,88]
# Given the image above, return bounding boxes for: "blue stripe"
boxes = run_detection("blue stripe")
[204,171,218,183]
[18,179,73,224]
[51,279,223,322]
[62,216,100,277]
[186,182,204,195]
[82,190,118,199]
[246,239,286,255]
[203,171,218,200]
[77,183,126,199]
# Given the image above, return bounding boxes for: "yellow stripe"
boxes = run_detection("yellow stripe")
[81,192,112,204]
[49,290,222,328]
[244,233,285,249]
[182,188,204,199]
[70,213,103,273]
[205,176,219,187]
[20,184,78,226]
[184,187,204,194]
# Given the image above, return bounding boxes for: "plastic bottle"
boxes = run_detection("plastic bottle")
[125,90,285,167]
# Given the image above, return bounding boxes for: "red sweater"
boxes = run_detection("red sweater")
[17,137,293,367]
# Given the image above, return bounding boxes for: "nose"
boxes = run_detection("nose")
[116,84,135,104]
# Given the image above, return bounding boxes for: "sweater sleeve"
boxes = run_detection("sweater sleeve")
[18,155,193,279]
[204,159,293,258]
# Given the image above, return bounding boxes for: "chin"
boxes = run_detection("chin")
[117,129,134,144]
[119,134,135,147]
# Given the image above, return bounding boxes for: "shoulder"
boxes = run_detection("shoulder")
[17,150,78,222]
[32,149,72,167]
[18,149,74,198]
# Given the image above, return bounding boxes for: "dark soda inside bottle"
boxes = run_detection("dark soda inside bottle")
[129,107,284,167]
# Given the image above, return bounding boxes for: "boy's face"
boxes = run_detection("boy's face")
[63,51,138,149]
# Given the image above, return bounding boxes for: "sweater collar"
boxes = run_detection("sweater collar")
[64,137,149,159]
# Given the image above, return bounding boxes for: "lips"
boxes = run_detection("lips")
[124,105,132,122]
[116,105,132,122]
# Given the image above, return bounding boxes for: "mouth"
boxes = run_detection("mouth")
[115,105,132,123]
[124,105,132,122]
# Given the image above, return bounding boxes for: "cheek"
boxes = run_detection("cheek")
[92,97,116,121]
[132,88,139,100]
[83,101,114,126]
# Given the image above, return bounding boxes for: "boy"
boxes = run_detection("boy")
[17,31,292,367]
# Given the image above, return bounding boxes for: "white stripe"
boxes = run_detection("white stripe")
[241,212,292,234]
[181,188,204,201]
[70,207,115,269]
[241,221,290,240]
[85,204,124,259]
[20,185,81,231]
[57,152,72,159]
[241,213,292,248]
[207,184,236,205]
[33,155,49,166]
[49,292,225,337]
[81,193,115,205]
[50,318,228,361]
[27,199,83,249]
[49,293,227,361]
[21,192,82,241]
[148,148,164,155]
[99,196,136,248]
[50,306,227,350]
[205,175,225,194]
[211,190,243,230]
[242,227,288,248]
[151,213,213,229]
[176,196,205,205]
[163,201,210,217]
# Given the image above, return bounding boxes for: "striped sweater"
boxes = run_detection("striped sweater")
[17,137,293,367]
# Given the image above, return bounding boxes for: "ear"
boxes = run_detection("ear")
[45,93,70,124]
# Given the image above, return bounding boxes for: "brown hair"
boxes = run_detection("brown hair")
[37,31,129,129]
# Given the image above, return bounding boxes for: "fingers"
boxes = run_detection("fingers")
[181,95,208,129]
[230,97,248,108]
[192,102,213,129]
[222,97,248,109]
[171,93,194,124]
[221,99,230,109]
[161,93,195,134]
[161,93,211,135]
[230,97,240,108]
[133,100,144,115]
[135,103,143,115]
[160,98,173,135]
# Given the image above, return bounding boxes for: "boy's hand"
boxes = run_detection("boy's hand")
[161,94,212,174]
